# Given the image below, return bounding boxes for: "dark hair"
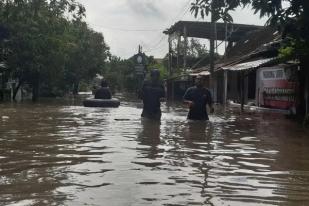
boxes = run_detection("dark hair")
[101,79,108,87]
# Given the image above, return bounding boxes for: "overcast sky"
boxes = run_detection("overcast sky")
[77,0,267,59]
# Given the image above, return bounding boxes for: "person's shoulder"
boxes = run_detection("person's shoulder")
[186,86,196,91]
[204,88,212,94]
[96,87,104,91]
[184,86,196,95]
[143,80,150,84]
[142,80,151,87]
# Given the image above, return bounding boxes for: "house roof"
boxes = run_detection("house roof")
[190,27,281,75]
[221,58,276,71]
[163,21,264,42]
[190,70,211,76]
[224,27,280,60]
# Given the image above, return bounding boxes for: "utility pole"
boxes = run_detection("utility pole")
[209,3,215,101]
[183,25,188,70]
[168,35,173,100]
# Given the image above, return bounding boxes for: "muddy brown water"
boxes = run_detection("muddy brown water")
[1,94,309,206]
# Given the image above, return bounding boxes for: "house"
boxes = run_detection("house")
[163,21,266,100]
[164,20,299,113]
[192,28,299,112]
[163,21,264,100]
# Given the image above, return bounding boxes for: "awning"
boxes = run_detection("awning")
[222,58,274,71]
[190,70,211,76]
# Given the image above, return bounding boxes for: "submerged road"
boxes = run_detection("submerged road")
[1,94,309,206]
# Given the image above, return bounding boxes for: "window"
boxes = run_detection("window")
[263,71,276,79]
[276,69,284,78]
[262,69,285,80]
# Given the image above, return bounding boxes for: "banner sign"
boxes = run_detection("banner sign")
[257,67,297,110]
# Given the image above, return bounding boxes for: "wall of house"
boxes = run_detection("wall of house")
[248,71,256,101]
[227,71,240,103]
[215,71,224,103]
[256,66,297,110]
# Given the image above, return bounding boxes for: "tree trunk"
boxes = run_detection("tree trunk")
[296,58,308,122]
[32,73,40,102]
[73,81,79,95]
[305,66,309,124]
[13,79,23,101]
[0,73,3,101]
[240,71,245,112]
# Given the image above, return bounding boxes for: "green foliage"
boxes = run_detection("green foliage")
[103,56,136,92]
[187,38,208,58]
[279,45,294,60]
[148,62,168,80]
[102,54,169,92]
[190,0,309,58]
[0,0,109,99]
[170,38,220,69]
[190,0,249,22]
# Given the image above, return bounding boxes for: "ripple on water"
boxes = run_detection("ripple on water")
[1,98,309,205]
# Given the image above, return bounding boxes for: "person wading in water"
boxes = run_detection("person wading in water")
[183,75,214,120]
[139,69,165,120]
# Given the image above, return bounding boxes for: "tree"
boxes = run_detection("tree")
[64,20,109,95]
[103,56,136,92]
[0,0,110,100]
[171,38,220,71]
[191,0,309,49]
[0,0,86,100]
[102,54,169,93]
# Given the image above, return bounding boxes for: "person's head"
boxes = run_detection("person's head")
[195,75,204,88]
[101,79,108,87]
[150,69,160,82]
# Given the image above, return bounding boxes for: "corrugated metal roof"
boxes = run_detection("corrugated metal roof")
[163,21,263,42]
[190,70,211,76]
[222,58,274,71]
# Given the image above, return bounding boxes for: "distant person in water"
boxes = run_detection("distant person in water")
[139,69,165,120]
[183,75,214,120]
[94,79,112,99]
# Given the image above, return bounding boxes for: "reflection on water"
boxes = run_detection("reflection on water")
[1,94,309,206]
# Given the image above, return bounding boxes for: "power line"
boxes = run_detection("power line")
[168,0,192,26]
[90,0,193,56]
[93,24,162,32]
[142,0,192,53]
[143,35,168,53]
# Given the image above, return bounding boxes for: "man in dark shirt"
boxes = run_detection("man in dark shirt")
[139,69,165,120]
[94,79,112,99]
[183,75,214,120]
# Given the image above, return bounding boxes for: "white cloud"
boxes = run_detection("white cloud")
[77,0,267,59]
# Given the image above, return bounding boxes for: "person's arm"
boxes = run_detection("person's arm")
[159,84,166,102]
[207,89,214,113]
[183,88,194,108]
[138,83,146,100]
[94,88,100,99]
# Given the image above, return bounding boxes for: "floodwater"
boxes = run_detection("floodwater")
[1,94,309,206]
